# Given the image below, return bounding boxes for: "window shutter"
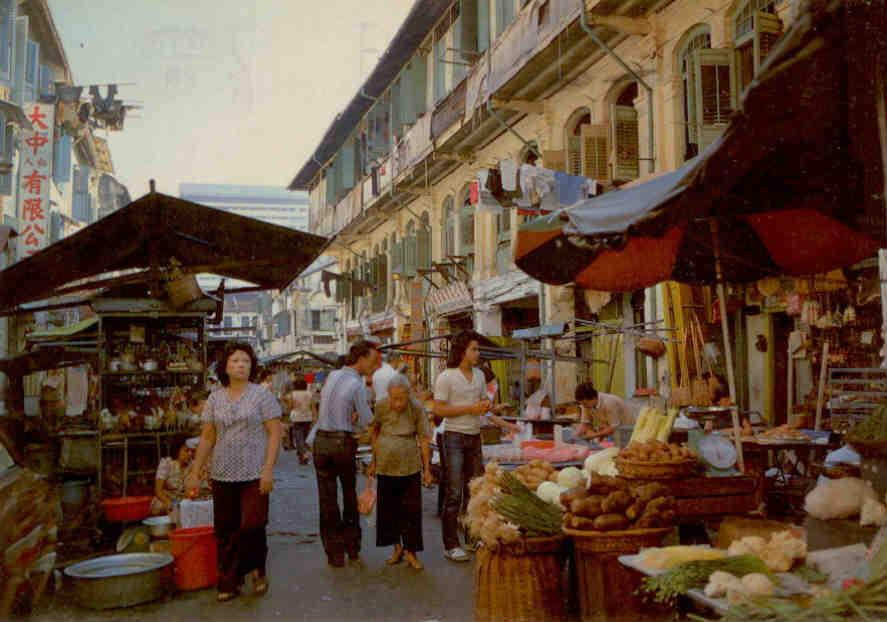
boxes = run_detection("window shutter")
[325,161,337,206]
[613,104,640,181]
[453,10,467,85]
[477,0,490,53]
[12,16,26,104]
[496,0,515,37]
[38,63,52,97]
[693,47,736,152]
[24,39,37,100]
[417,224,431,269]
[580,124,609,182]
[460,0,479,59]
[460,205,475,250]
[53,133,72,183]
[340,141,356,191]
[755,11,782,71]
[404,235,418,277]
[434,35,447,102]
[0,111,9,195]
[567,135,582,176]
[0,0,14,85]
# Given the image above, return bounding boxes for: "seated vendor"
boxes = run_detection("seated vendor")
[575,382,636,442]
[150,438,210,515]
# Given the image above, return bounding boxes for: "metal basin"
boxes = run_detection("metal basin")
[143,515,174,538]
[64,553,173,610]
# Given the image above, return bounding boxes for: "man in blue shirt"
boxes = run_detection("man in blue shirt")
[313,339,380,567]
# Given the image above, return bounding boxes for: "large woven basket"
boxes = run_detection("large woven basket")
[564,527,671,554]
[614,457,698,480]
[474,535,569,622]
[566,527,672,622]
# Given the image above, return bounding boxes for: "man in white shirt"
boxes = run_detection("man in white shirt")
[372,352,401,403]
[433,331,491,563]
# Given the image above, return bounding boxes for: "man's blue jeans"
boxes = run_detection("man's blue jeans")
[441,431,483,550]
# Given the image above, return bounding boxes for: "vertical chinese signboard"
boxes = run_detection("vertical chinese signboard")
[17,102,54,260]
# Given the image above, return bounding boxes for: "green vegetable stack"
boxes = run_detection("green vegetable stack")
[642,555,771,604]
[847,404,887,442]
[491,471,563,537]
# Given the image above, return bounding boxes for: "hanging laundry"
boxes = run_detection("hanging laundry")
[554,171,587,206]
[469,181,479,205]
[582,179,599,197]
[499,159,518,191]
[65,365,89,417]
[476,171,503,213]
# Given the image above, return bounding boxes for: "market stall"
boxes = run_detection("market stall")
[0,187,327,609]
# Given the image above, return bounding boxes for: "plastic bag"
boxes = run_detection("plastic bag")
[358,477,376,515]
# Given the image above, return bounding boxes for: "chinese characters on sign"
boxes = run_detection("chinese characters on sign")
[17,103,55,260]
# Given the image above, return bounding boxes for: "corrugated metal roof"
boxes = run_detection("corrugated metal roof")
[287,0,453,191]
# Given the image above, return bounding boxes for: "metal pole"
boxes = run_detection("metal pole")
[710,219,744,472]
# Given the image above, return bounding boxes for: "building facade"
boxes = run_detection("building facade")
[290,0,794,411]
[178,183,310,231]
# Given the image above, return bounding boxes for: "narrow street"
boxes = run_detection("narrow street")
[34,449,474,622]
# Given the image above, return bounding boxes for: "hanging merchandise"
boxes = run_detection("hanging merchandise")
[469,181,479,205]
[786,292,804,316]
[499,159,518,191]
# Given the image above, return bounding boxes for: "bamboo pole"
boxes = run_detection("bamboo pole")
[710,219,745,472]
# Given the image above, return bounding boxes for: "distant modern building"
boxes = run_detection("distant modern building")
[178,184,310,289]
[178,183,309,231]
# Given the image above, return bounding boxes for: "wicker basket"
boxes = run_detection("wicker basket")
[563,527,671,554]
[474,535,569,622]
[614,457,698,480]
[566,527,671,622]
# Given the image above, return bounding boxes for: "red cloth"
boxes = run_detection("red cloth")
[469,181,479,205]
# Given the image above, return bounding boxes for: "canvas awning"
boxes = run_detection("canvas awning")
[27,317,98,340]
[0,190,329,309]
[515,0,887,290]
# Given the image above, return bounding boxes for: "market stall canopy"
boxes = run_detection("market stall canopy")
[0,190,329,309]
[515,0,886,291]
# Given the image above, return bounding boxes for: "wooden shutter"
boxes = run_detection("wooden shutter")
[391,240,404,276]
[460,205,475,250]
[325,161,338,207]
[0,0,14,85]
[404,235,418,278]
[755,11,782,71]
[417,225,431,269]
[340,141,356,191]
[567,136,582,176]
[24,39,37,100]
[693,48,736,153]
[460,0,479,59]
[13,16,26,103]
[0,112,9,195]
[613,105,639,181]
[580,124,609,182]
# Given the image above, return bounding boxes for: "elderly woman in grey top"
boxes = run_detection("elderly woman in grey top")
[187,342,282,602]
[367,374,433,570]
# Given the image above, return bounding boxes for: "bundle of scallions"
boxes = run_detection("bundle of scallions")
[490,471,563,538]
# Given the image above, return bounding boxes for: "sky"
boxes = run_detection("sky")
[46,0,414,197]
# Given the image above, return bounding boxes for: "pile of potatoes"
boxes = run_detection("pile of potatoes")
[619,440,695,463]
[512,460,559,490]
[562,474,676,532]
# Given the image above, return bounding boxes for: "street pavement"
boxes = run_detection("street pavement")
[34,449,475,622]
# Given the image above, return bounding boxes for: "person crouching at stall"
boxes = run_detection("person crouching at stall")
[368,374,433,570]
[151,439,194,516]
[187,342,282,603]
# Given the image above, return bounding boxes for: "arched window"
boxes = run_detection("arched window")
[442,196,456,259]
[565,107,591,177]
[612,82,640,181]
[733,0,782,91]
[678,24,713,161]
[459,184,475,276]
[564,107,608,182]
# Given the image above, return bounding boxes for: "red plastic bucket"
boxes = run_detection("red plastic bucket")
[170,526,217,591]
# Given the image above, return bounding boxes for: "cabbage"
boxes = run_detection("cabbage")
[536,481,568,508]
[557,466,585,489]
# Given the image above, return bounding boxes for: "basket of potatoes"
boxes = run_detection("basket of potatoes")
[613,440,699,480]
[561,475,675,552]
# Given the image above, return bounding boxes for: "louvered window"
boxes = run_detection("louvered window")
[679,26,713,161]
